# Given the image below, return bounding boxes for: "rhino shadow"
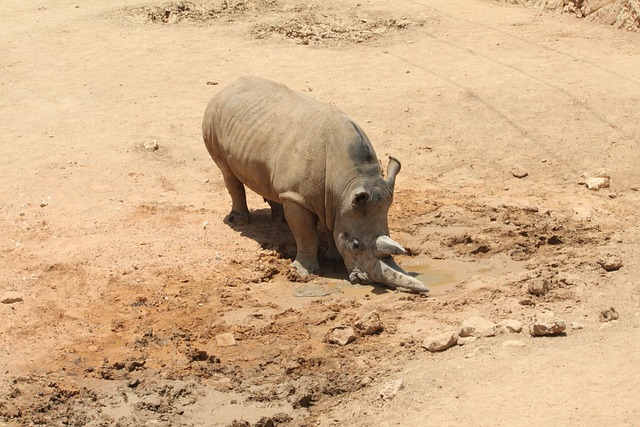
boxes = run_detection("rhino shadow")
[225,207,391,293]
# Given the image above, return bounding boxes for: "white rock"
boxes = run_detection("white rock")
[379,379,404,400]
[355,310,384,335]
[215,333,236,347]
[143,140,159,151]
[460,316,497,338]
[422,332,458,352]
[502,340,526,348]
[585,176,609,190]
[498,319,523,334]
[328,326,356,346]
[529,312,566,336]
[1,292,24,304]
[571,322,584,330]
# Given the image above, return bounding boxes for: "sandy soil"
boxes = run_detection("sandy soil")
[2,0,640,426]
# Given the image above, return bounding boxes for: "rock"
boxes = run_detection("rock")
[529,312,566,336]
[598,256,623,272]
[571,322,584,330]
[456,336,477,346]
[355,310,384,335]
[422,331,458,352]
[459,316,497,337]
[328,326,356,346]
[599,307,619,322]
[143,140,159,151]
[511,166,528,178]
[1,292,23,304]
[215,333,237,347]
[498,319,523,334]
[584,176,610,190]
[527,278,549,297]
[379,379,404,400]
[502,340,526,348]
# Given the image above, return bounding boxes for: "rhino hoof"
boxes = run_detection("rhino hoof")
[291,260,319,277]
[224,211,252,225]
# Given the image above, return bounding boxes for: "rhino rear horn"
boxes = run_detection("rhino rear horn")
[386,157,401,190]
[375,235,406,256]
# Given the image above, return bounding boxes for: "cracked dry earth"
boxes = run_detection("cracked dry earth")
[2,0,640,426]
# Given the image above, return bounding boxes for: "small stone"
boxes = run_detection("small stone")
[1,292,23,304]
[598,256,622,272]
[422,331,458,352]
[529,312,566,336]
[328,326,356,346]
[570,322,584,330]
[203,221,209,230]
[143,140,159,151]
[379,379,404,400]
[498,319,523,334]
[599,307,619,322]
[511,166,528,178]
[459,316,497,337]
[584,176,610,190]
[215,333,236,347]
[502,340,526,348]
[355,310,384,335]
[456,336,477,346]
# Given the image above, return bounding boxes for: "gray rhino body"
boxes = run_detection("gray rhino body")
[203,76,427,293]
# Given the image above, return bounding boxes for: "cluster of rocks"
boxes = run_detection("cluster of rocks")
[422,312,568,353]
[327,310,384,345]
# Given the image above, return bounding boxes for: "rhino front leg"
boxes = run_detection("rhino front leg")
[282,200,320,276]
[325,230,341,261]
[221,170,252,225]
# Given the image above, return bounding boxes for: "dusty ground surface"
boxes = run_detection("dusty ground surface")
[2,0,640,425]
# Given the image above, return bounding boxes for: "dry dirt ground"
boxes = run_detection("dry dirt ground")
[2,0,640,426]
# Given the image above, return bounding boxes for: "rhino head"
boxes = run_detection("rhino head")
[332,157,429,293]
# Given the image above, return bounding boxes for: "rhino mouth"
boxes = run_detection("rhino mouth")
[348,257,429,294]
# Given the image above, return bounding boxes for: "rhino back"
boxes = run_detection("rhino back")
[203,76,380,227]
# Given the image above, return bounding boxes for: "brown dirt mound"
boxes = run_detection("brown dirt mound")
[501,0,640,31]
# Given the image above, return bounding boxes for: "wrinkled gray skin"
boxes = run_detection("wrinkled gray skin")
[202,76,428,293]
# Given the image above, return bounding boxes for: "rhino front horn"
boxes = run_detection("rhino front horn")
[375,235,406,256]
[371,258,429,294]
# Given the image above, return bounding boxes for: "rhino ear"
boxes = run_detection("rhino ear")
[386,157,402,190]
[351,186,370,205]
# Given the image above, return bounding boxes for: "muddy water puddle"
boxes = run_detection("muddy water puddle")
[229,254,526,321]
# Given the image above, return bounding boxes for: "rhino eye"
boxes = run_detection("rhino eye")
[351,238,363,250]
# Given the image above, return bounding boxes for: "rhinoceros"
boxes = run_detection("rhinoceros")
[202,76,428,293]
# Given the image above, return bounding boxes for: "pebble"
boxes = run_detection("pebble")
[379,379,404,400]
[571,322,584,330]
[498,319,523,334]
[143,140,159,151]
[511,166,528,178]
[502,340,526,348]
[599,307,619,322]
[529,312,566,336]
[215,333,237,347]
[328,326,356,346]
[422,331,458,352]
[598,256,623,272]
[354,310,384,335]
[1,292,24,304]
[459,316,497,337]
[584,176,610,190]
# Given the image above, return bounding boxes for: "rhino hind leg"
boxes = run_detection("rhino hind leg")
[283,200,320,276]
[266,199,286,223]
[221,171,252,225]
